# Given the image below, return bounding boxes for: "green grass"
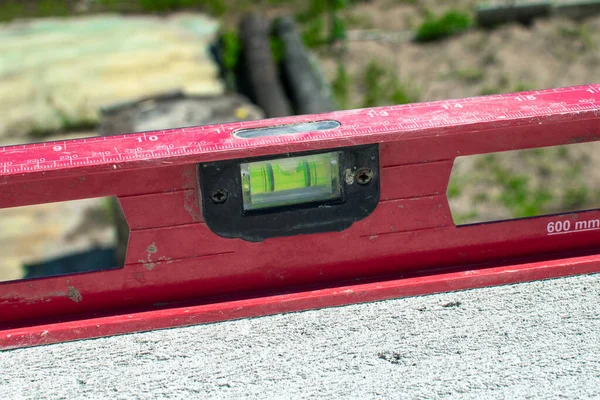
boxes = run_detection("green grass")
[0,1,24,22]
[415,10,472,42]
[138,0,227,14]
[30,115,97,138]
[330,14,347,42]
[362,61,388,108]
[558,24,595,50]
[38,0,69,17]
[332,63,350,109]
[220,28,241,70]
[497,173,552,218]
[199,0,228,15]
[512,81,535,92]
[270,36,285,63]
[102,197,117,225]
[454,210,479,225]
[0,0,349,49]
[362,60,418,108]
[563,186,590,209]
[454,68,485,83]
[59,116,98,132]
[480,86,501,96]
[345,13,375,29]
[295,0,328,23]
[0,0,230,21]
[485,158,554,218]
[481,51,498,66]
[480,76,537,96]
[473,192,489,204]
[301,17,327,48]
[0,0,70,21]
[296,0,350,48]
[29,101,98,138]
[390,78,414,105]
[447,179,462,199]
[556,146,570,159]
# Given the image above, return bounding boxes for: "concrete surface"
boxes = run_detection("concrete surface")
[1,273,599,399]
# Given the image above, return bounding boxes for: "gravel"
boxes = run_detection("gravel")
[1,274,599,399]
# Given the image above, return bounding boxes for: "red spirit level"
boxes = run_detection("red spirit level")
[1,85,600,350]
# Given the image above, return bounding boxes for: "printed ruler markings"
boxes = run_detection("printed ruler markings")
[1,87,599,172]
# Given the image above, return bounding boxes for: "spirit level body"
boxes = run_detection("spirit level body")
[1,85,600,349]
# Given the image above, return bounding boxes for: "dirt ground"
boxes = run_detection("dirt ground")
[322,3,600,107]
[316,0,600,224]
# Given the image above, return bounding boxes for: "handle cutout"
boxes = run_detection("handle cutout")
[0,197,127,283]
[447,141,600,226]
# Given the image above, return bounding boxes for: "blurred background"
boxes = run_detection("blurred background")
[1,0,600,282]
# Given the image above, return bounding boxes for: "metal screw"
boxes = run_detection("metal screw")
[210,188,228,204]
[355,168,374,185]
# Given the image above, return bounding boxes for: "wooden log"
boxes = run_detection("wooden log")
[476,3,551,28]
[553,1,600,20]
[239,12,293,118]
[477,1,600,28]
[273,16,335,115]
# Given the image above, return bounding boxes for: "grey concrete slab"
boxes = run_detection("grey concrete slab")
[1,273,600,399]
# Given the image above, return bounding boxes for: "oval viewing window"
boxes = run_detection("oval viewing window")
[233,120,341,139]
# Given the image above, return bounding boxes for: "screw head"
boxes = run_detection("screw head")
[210,188,228,204]
[355,168,374,185]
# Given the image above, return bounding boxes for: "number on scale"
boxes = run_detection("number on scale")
[515,95,536,101]
[367,111,389,118]
[441,104,463,109]
[136,135,159,142]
